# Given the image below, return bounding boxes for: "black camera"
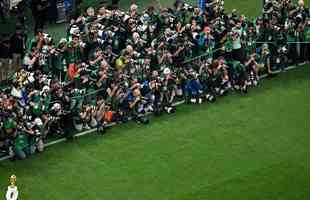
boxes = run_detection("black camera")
[164,106,176,114]
[136,115,149,124]
[206,94,216,103]
[295,13,304,24]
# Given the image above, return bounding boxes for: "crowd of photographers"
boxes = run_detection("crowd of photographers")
[0,0,309,160]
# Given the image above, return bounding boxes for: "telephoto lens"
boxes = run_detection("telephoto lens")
[206,94,216,103]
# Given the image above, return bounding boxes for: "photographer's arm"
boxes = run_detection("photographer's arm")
[199,65,205,74]
[24,128,35,135]
[107,86,118,98]
[266,57,272,74]
[27,55,38,66]
[158,54,166,64]
[245,57,254,66]
[129,96,140,109]
[36,37,44,50]
[89,55,102,66]
[173,46,184,57]
[27,90,36,99]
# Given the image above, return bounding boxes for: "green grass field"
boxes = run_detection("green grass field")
[1,0,310,199]
[1,65,310,200]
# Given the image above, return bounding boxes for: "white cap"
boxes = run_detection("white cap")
[34,118,43,126]
[42,85,50,91]
[52,103,61,110]
[164,68,171,75]
[59,38,67,44]
[130,4,138,11]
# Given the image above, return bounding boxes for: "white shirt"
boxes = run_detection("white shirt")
[6,186,18,200]
[232,28,242,50]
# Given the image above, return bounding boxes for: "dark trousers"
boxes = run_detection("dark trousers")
[112,0,119,5]
[33,11,45,32]
[301,43,309,62]
[306,43,310,62]
[232,47,245,63]
[0,5,5,22]
[111,0,119,9]
[288,43,298,65]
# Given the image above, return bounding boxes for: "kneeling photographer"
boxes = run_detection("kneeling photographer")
[13,118,44,160]
[127,83,149,124]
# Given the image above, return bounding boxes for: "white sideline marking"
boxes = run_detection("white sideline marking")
[0,155,11,161]
[44,138,67,147]
[0,63,306,161]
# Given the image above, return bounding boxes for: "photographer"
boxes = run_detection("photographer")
[10,26,27,73]
[127,83,149,124]
[261,43,273,76]
[23,48,40,71]
[51,38,68,80]
[199,62,216,102]
[0,0,5,23]
[28,30,44,52]
[1,117,17,157]
[79,104,97,130]
[245,53,260,86]
[47,102,65,136]
[12,130,30,160]
[209,59,229,96]
[0,34,11,81]
[9,116,43,160]
[304,18,310,62]
[31,0,48,32]
[161,68,177,113]
[231,60,248,93]
[158,49,173,70]
[231,21,245,63]
[65,34,85,65]
[185,71,204,104]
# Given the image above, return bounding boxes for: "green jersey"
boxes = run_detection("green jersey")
[225,36,233,52]
[65,46,83,64]
[232,61,245,73]
[14,133,28,150]
[53,52,67,71]
[245,37,256,56]
[27,38,38,52]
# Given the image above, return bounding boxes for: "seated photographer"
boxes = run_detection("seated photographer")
[79,104,97,130]
[127,82,149,124]
[198,62,216,103]
[209,59,230,96]
[148,70,164,115]
[161,68,177,114]
[184,70,204,104]
[260,43,274,76]
[12,119,44,160]
[245,53,260,86]
[12,131,30,160]
[230,61,248,94]
[304,18,310,62]
[0,117,17,157]
[46,102,66,137]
